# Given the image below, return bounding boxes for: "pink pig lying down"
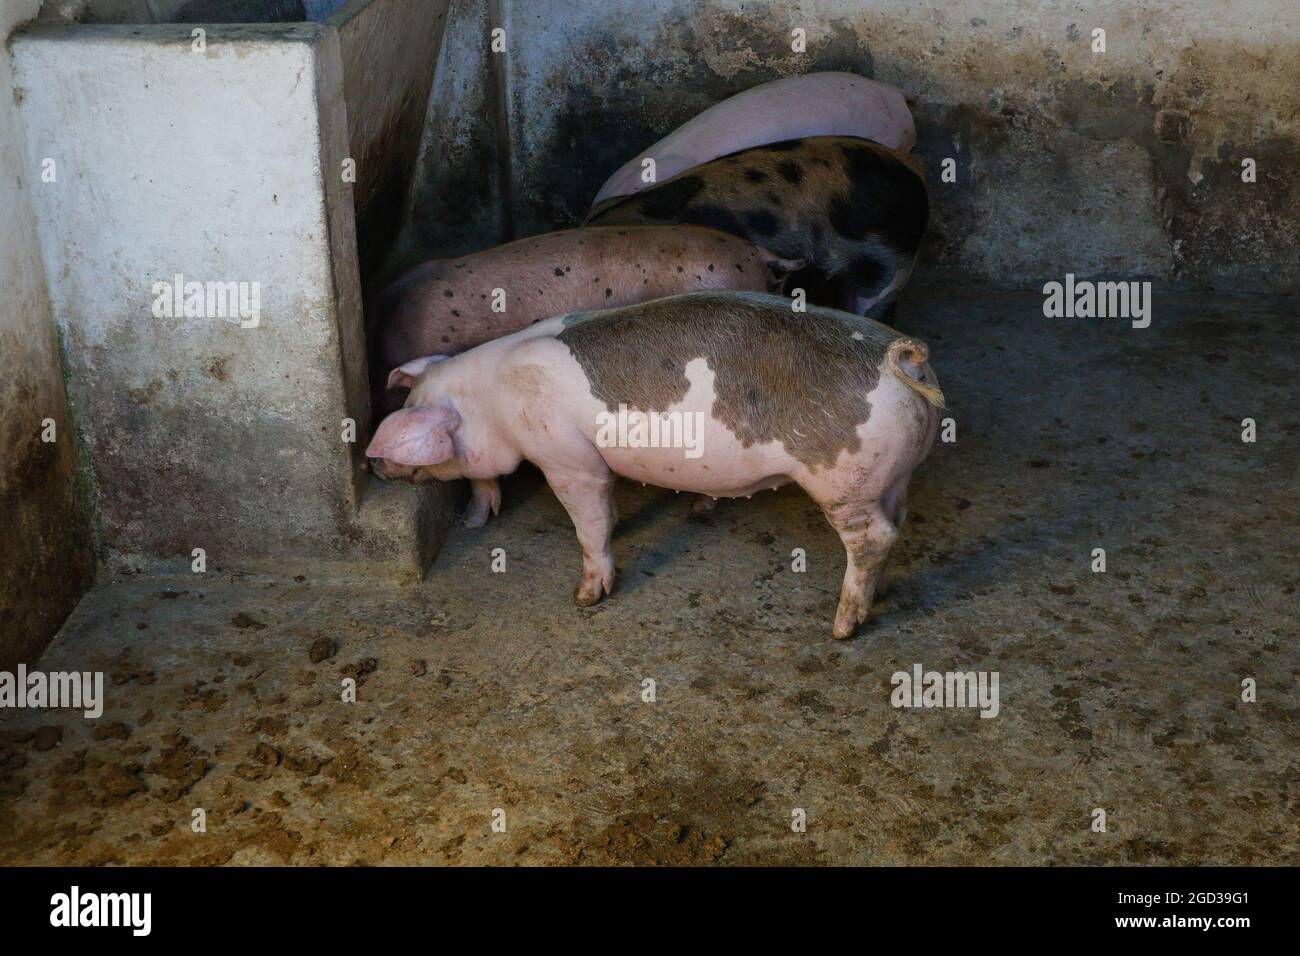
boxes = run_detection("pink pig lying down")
[591,72,916,208]
[372,224,802,416]
[367,290,944,639]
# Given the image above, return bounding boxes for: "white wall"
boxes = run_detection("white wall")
[12,21,371,572]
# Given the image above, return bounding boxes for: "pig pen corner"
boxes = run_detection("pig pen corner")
[1,0,1297,868]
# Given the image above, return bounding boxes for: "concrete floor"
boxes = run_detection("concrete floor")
[1,282,1295,865]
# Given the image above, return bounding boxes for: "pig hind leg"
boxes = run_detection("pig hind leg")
[872,483,909,597]
[542,459,617,607]
[807,491,898,639]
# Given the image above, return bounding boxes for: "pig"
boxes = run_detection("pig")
[586,136,928,320]
[366,290,944,639]
[372,225,801,417]
[592,72,916,207]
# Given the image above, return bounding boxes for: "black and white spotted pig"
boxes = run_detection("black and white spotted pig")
[586,136,927,319]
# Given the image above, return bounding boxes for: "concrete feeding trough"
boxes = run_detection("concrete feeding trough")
[11,0,456,582]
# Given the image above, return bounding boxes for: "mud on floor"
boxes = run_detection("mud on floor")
[1,283,1296,865]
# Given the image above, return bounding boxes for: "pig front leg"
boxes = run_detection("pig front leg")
[541,459,617,607]
[812,496,898,639]
[464,478,501,529]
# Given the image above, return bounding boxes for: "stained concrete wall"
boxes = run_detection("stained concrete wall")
[404,0,1300,294]
[0,0,95,669]
[38,1,349,24]
[329,0,450,279]
[392,0,507,269]
[9,20,427,577]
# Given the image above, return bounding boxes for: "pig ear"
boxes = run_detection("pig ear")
[386,355,449,391]
[365,405,461,466]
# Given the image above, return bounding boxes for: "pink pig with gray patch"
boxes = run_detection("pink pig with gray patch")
[591,72,916,208]
[366,290,944,639]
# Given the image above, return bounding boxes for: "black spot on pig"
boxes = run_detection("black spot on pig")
[640,176,705,220]
[684,204,747,239]
[743,210,779,237]
[744,168,768,183]
[850,256,888,289]
[836,143,929,253]
[443,290,453,297]
[554,267,565,277]
[778,161,804,184]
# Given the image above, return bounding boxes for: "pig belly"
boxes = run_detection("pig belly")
[601,437,796,499]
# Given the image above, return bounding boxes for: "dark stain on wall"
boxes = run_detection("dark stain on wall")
[0,331,95,671]
[169,0,307,23]
[523,13,879,235]
[352,93,434,281]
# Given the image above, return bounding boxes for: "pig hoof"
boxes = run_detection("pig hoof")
[574,567,613,607]
[832,602,870,639]
[464,480,502,528]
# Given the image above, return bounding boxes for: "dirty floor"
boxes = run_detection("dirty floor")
[1,282,1296,865]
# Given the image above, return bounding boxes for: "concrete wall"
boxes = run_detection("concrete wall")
[403,0,1300,293]
[38,1,349,23]
[393,0,507,268]
[0,0,95,669]
[156,1,311,20]
[11,22,375,573]
[329,0,450,279]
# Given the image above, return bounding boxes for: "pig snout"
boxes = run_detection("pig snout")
[368,456,415,482]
